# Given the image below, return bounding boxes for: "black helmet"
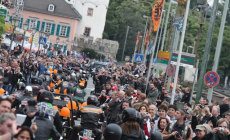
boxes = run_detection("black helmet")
[103,123,122,140]
[31,77,43,85]
[150,131,163,140]
[87,95,98,106]
[37,90,54,104]
[122,108,141,123]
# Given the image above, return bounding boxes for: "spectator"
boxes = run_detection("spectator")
[220,97,230,117]
[14,126,34,140]
[0,113,20,140]
[157,117,170,133]
[167,105,177,123]
[0,96,12,115]
[181,87,191,103]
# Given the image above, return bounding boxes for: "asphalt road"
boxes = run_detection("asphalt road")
[84,77,95,100]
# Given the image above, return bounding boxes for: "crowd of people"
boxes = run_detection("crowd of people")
[0,48,230,140]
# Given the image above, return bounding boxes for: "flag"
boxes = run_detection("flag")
[147,41,154,55]
[136,32,141,46]
[152,0,164,32]
[144,30,149,45]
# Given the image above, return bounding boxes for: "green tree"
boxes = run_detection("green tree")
[0,16,5,38]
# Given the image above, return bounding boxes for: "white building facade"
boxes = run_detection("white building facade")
[66,0,109,40]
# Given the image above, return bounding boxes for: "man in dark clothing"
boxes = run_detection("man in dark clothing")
[181,87,191,103]
[220,97,230,117]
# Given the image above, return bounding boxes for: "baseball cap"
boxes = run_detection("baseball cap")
[195,125,206,131]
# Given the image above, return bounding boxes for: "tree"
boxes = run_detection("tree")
[0,16,5,38]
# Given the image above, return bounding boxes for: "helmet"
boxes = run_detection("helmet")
[150,131,163,140]
[37,91,54,104]
[103,123,122,140]
[59,107,70,117]
[53,69,58,74]
[18,82,26,90]
[122,108,141,123]
[67,101,78,110]
[49,68,53,72]
[31,77,43,85]
[87,95,98,106]
[25,86,33,96]
[52,106,59,111]
[0,88,5,95]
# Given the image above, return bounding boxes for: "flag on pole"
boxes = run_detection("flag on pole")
[152,0,164,32]
[136,32,141,46]
[144,30,149,45]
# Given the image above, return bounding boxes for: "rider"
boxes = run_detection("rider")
[73,81,86,102]
[69,95,104,140]
[120,108,145,140]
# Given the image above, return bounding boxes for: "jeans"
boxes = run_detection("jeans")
[26,73,31,85]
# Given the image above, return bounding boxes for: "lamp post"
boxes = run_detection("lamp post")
[56,36,60,56]
[29,27,37,56]
[9,15,20,55]
[38,30,45,54]
[22,22,28,49]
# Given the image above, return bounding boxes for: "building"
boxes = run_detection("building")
[71,0,109,40]
[9,0,81,51]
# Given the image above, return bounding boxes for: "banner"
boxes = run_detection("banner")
[136,32,140,46]
[152,0,164,32]
[144,30,149,45]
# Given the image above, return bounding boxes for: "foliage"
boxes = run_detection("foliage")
[0,16,5,38]
[80,48,105,59]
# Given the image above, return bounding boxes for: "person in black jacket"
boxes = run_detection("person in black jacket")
[220,97,230,117]
[181,87,191,103]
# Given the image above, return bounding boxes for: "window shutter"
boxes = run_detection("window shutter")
[9,16,12,22]
[27,19,30,24]
[51,24,55,35]
[56,24,60,36]
[63,46,67,53]
[41,22,45,31]
[36,21,40,31]
[19,18,23,28]
[66,26,70,38]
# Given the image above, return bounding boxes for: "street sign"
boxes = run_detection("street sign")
[134,54,144,63]
[139,64,146,72]
[39,37,47,45]
[167,65,175,76]
[204,71,220,88]
[171,51,195,66]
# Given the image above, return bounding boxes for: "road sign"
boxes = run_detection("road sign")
[171,51,195,66]
[39,37,47,45]
[139,64,146,72]
[134,54,144,63]
[167,65,175,76]
[204,71,220,88]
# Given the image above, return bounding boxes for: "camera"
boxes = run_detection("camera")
[199,105,204,109]
[219,127,225,132]
[176,132,181,138]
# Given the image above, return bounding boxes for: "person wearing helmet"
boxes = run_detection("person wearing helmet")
[149,131,163,140]
[73,81,86,102]
[121,108,145,140]
[69,95,104,140]
[103,123,122,140]
[22,90,63,134]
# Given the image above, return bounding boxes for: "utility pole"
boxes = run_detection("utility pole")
[190,59,199,104]
[170,0,191,105]
[121,26,130,61]
[207,0,229,105]
[155,10,165,59]
[194,0,207,66]
[141,17,149,54]
[195,0,219,104]
[161,0,172,51]
[145,0,165,94]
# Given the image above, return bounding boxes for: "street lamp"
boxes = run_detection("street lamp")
[9,15,20,54]
[29,27,37,56]
[22,22,28,49]
[38,30,45,54]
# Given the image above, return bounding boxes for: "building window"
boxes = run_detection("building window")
[84,27,91,37]
[44,22,52,33]
[60,25,67,37]
[87,8,93,16]
[29,19,37,30]
[48,4,55,12]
